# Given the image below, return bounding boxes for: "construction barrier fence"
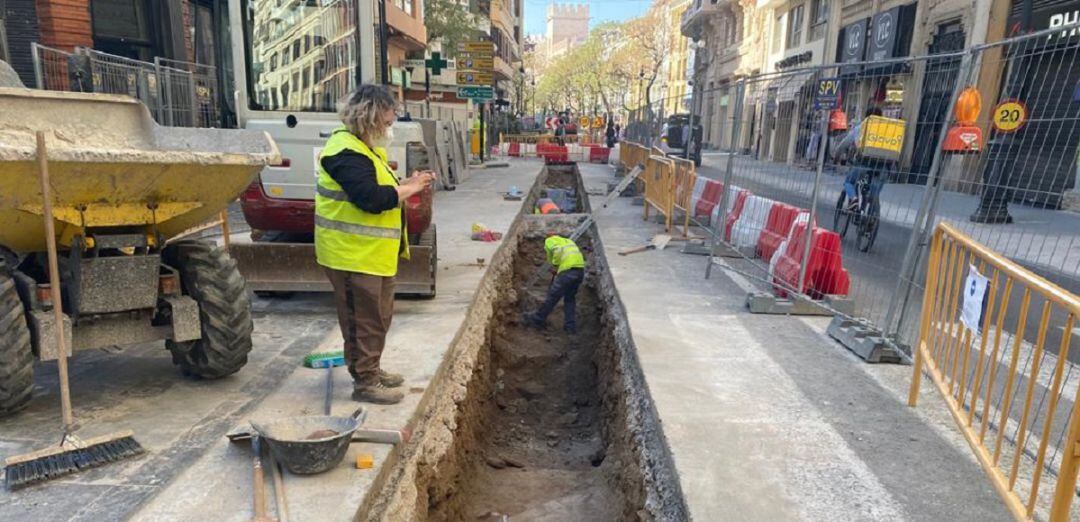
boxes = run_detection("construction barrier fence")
[30,43,223,128]
[909,223,1080,522]
[619,20,1080,520]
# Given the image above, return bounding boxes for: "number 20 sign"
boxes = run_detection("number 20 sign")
[992,99,1027,133]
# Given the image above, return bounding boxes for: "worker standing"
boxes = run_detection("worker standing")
[316,84,435,405]
[523,235,586,334]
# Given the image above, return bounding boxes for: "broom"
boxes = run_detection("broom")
[4,132,143,490]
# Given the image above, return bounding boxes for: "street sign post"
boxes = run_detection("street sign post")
[814,78,841,110]
[457,86,494,100]
[457,71,494,85]
[457,41,495,53]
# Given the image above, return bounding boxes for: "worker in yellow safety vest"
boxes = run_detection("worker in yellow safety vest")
[316,84,434,405]
[523,235,586,334]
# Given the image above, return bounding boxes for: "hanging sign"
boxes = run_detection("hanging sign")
[960,265,990,333]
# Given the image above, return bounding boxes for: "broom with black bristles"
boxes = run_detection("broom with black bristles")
[3,132,144,490]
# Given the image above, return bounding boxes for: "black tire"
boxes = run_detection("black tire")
[833,191,851,238]
[857,200,880,253]
[0,262,33,417]
[164,240,253,379]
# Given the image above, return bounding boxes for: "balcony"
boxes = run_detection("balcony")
[681,0,726,40]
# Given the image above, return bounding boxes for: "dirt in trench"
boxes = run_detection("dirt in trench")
[426,236,636,521]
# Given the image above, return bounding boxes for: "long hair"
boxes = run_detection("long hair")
[339,84,397,139]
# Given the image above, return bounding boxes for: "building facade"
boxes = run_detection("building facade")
[543,2,588,60]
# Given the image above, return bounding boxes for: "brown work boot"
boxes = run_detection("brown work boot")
[378,369,405,388]
[352,381,404,405]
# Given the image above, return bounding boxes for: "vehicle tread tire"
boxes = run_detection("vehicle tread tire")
[0,262,33,417]
[165,240,253,379]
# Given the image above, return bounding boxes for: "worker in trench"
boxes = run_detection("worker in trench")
[523,234,587,334]
[315,84,435,405]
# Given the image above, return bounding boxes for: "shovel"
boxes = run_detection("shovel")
[618,234,672,256]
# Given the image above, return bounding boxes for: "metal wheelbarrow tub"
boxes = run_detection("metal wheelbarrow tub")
[250,408,367,475]
[0,87,280,253]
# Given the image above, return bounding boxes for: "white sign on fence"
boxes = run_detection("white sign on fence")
[961,264,989,333]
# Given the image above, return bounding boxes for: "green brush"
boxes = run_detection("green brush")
[303,351,345,369]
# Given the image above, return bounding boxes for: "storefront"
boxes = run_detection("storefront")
[987,0,1080,209]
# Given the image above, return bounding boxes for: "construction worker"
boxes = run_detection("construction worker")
[523,234,586,334]
[317,84,435,405]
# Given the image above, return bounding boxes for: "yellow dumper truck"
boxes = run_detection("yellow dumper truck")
[0,76,279,416]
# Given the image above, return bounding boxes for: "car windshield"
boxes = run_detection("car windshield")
[241,0,357,112]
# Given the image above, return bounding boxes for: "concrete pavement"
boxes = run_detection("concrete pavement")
[579,160,1012,521]
[0,161,538,521]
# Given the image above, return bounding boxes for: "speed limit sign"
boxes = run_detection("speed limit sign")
[992,100,1027,133]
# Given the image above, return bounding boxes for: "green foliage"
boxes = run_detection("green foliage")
[424,0,482,55]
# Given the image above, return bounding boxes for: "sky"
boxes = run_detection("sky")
[522,0,652,37]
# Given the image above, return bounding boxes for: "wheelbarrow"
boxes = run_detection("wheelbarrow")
[250,408,369,475]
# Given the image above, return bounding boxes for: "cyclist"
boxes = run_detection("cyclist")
[832,107,886,211]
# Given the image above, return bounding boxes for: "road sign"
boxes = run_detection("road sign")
[593,117,605,129]
[992,99,1027,133]
[579,117,590,129]
[458,41,494,53]
[460,57,494,70]
[814,77,841,110]
[457,86,494,100]
[457,71,493,85]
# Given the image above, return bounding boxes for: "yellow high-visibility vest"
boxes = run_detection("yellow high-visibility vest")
[545,236,585,274]
[315,128,409,276]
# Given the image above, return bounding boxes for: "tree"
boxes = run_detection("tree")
[622,7,673,112]
[423,0,481,55]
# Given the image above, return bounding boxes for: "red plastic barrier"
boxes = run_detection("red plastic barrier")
[756,203,801,261]
[537,143,570,164]
[588,145,610,163]
[772,222,851,298]
[695,179,724,218]
[508,142,521,157]
[723,190,750,241]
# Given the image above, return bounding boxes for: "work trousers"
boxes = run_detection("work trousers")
[535,268,584,331]
[325,268,395,384]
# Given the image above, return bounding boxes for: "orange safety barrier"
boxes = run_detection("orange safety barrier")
[723,190,750,242]
[756,203,803,261]
[669,156,696,236]
[642,154,675,232]
[694,179,724,220]
[587,145,610,164]
[909,223,1080,522]
[537,143,571,164]
[771,221,850,298]
[508,142,521,157]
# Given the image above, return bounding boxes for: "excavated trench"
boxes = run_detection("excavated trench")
[359,165,688,521]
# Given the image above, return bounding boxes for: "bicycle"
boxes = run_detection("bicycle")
[833,168,881,252]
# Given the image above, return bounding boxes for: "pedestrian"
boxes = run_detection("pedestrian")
[316,84,435,404]
[523,234,586,334]
[832,106,886,210]
[614,123,621,143]
[605,121,616,148]
[554,119,566,146]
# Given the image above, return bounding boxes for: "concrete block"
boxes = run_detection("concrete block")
[826,317,907,364]
[744,292,855,316]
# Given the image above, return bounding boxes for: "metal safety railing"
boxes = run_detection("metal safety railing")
[30,43,222,128]
[909,222,1080,521]
[622,21,1080,364]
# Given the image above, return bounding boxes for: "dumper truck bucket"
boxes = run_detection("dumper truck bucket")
[0,87,280,253]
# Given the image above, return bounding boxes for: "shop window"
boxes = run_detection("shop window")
[787,4,805,49]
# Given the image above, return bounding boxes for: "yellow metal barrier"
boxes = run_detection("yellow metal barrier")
[909,222,1080,522]
[669,156,696,237]
[642,154,674,232]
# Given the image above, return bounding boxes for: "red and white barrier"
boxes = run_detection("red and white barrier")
[731,195,775,250]
[771,220,850,298]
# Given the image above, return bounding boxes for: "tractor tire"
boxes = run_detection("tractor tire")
[165,240,253,379]
[0,262,33,417]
